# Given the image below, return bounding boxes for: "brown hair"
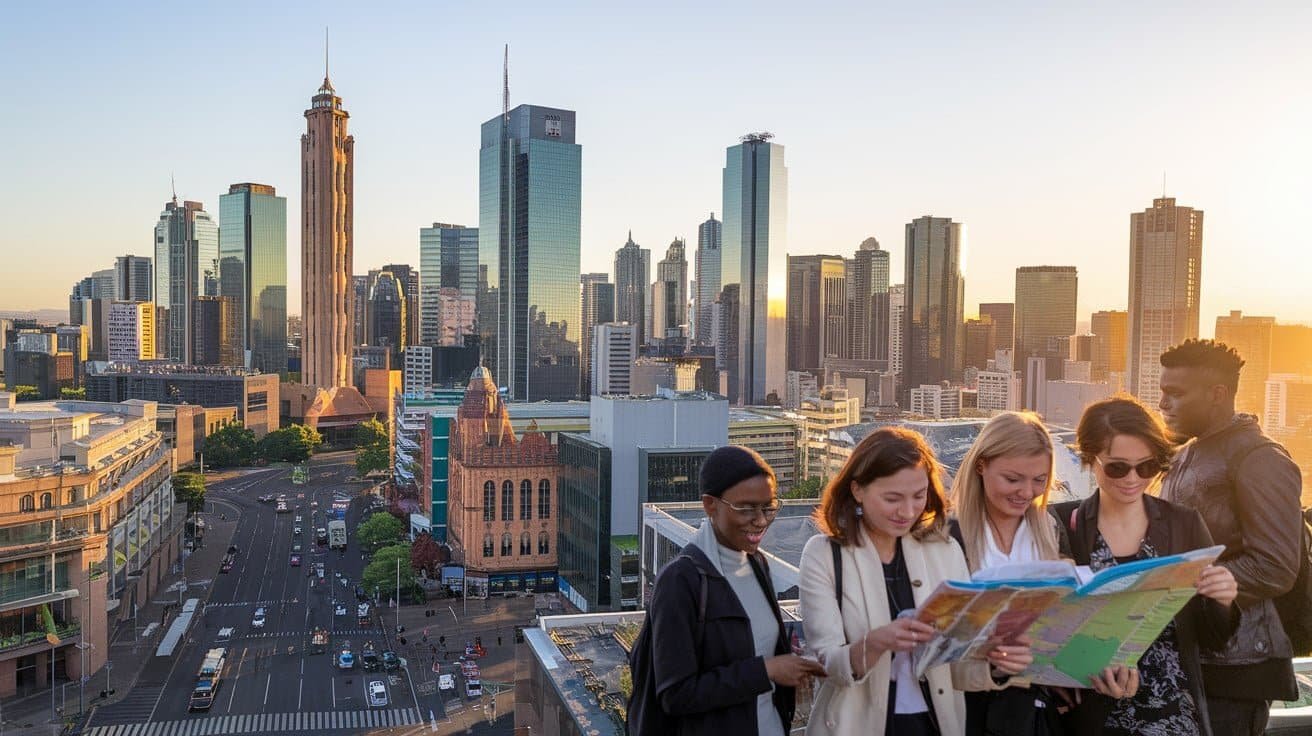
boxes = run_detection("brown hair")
[1076,395,1175,469]
[815,426,950,547]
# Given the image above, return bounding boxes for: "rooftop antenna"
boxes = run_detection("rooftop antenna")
[1162,170,1167,199]
[171,172,177,205]
[325,27,329,80]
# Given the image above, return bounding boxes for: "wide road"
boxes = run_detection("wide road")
[85,452,420,736]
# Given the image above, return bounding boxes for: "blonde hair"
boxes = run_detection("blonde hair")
[951,412,1061,571]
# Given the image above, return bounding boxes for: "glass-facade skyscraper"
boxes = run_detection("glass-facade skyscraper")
[154,197,219,363]
[419,223,479,345]
[902,216,965,406]
[478,104,582,401]
[694,214,721,347]
[722,134,788,406]
[219,182,288,376]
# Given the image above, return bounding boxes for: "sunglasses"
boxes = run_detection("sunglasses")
[1095,456,1165,480]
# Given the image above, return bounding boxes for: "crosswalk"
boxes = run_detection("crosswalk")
[86,708,420,735]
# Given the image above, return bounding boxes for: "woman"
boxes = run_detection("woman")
[1052,396,1239,736]
[949,411,1071,735]
[647,444,825,735]
[798,427,1031,736]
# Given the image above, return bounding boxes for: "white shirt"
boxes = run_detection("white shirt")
[982,515,1039,569]
[718,542,785,736]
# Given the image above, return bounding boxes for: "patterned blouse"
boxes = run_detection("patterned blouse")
[1089,532,1201,736]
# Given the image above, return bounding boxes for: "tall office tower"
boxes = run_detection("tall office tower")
[1090,309,1128,383]
[723,133,788,406]
[107,301,156,362]
[351,276,369,346]
[419,223,479,345]
[889,284,906,378]
[715,284,741,396]
[593,322,638,396]
[1128,197,1203,405]
[91,269,117,302]
[652,238,689,343]
[579,273,613,395]
[190,296,242,366]
[614,233,650,347]
[218,183,288,375]
[1215,310,1276,422]
[979,302,1015,355]
[786,255,847,377]
[848,237,891,362]
[694,213,722,347]
[300,71,355,388]
[368,270,406,365]
[902,216,965,405]
[963,317,997,373]
[1014,266,1078,408]
[403,345,433,397]
[377,264,420,349]
[115,255,153,302]
[154,197,219,363]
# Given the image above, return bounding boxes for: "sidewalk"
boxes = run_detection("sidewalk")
[0,513,238,736]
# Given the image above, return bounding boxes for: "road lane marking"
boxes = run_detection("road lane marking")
[262,673,271,706]
[297,678,303,710]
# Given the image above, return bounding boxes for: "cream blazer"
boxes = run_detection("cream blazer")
[798,527,999,736]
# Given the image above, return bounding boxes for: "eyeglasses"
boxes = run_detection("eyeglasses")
[713,497,783,521]
[1095,456,1165,480]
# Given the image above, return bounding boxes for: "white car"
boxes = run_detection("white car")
[465,679,482,698]
[294,515,303,524]
[334,603,347,616]
[438,674,455,691]
[368,680,388,707]
[293,525,303,535]
[217,627,234,641]
[251,607,266,628]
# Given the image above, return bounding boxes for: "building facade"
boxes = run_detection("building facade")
[367,270,406,366]
[651,239,689,345]
[419,223,479,346]
[798,387,860,479]
[1215,310,1276,423]
[1090,309,1128,383]
[153,198,219,363]
[979,302,1015,356]
[902,217,965,404]
[403,345,433,397]
[107,301,156,362]
[592,323,637,396]
[84,364,279,437]
[1014,266,1078,409]
[1128,197,1203,405]
[787,255,847,379]
[613,235,649,350]
[694,214,722,348]
[579,274,613,397]
[848,238,891,363]
[114,255,152,303]
[190,296,242,367]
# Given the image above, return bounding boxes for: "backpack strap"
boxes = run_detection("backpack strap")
[830,538,843,612]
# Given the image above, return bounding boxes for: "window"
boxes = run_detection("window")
[500,533,512,556]
[39,493,53,510]
[538,479,551,519]
[482,534,494,558]
[483,482,495,522]
[520,480,532,520]
[501,481,513,521]
[20,495,34,512]
[538,532,550,555]
[520,532,531,555]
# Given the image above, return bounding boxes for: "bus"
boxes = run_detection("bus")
[328,520,347,549]
[188,647,226,711]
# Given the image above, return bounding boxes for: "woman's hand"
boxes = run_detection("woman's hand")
[986,634,1033,677]
[764,654,827,687]
[1196,564,1238,608]
[1089,665,1139,699]
[867,617,937,655]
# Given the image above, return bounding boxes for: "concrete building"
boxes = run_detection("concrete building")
[963,317,997,373]
[694,214,722,347]
[592,323,637,396]
[976,370,1020,412]
[727,408,801,493]
[403,345,433,397]
[823,359,898,410]
[366,270,406,366]
[1128,197,1203,405]
[1215,310,1276,423]
[418,223,479,346]
[786,255,847,379]
[848,237,891,363]
[84,363,279,437]
[580,274,613,397]
[1025,355,1048,415]
[979,302,1015,355]
[107,301,156,362]
[1090,309,1128,384]
[613,234,649,350]
[218,182,287,376]
[190,296,242,367]
[798,387,860,479]
[784,369,819,410]
[889,284,906,382]
[114,255,153,303]
[902,217,965,405]
[431,288,475,347]
[1043,380,1113,426]
[1015,266,1078,408]
[153,198,219,363]
[651,239,689,347]
[630,357,698,395]
[910,383,962,419]
[3,336,74,400]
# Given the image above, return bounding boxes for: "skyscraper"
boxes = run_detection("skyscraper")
[723,133,788,405]
[190,295,242,367]
[902,216,965,404]
[963,317,997,373]
[1128,197,1202,405]
[419,223,479,345]
[478,103,582,401]
[593,322,637,396]
[218,183,288,375]
[107,301,155,362]
[368,270,406,365]
[154,197,219,363]
[1090,309,1128,383]
[300,72,354,388]
[114,256,152,302]
[1014,266,1078,408]
[889,284,906,378]
[694,214,722,347]
[786,255,847,377]
[979,303,1015,355]
[614,233,650,348]
[352,275,369,348]
[652,238,689,344]
[579,273,613,396]
[848,237,891,363]
[1215,310,1275,422]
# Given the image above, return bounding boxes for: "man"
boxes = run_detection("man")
[1158,338,1302,735]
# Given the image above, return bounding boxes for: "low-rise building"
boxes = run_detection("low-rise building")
[85,363,278,437]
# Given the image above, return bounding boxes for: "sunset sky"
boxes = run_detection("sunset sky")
[2,1,1309,333]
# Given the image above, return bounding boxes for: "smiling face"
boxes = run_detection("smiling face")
[1093,434,1161,508]
[852,465,930,543]
[979,452,1051,523]
[702,474,777,554]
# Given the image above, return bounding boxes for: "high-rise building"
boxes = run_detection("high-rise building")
[431,288,476,347]
[910,383,962,419]
[301,72,355,388]
[652,238,689,345]
[715,284,741,396]
[1128,197,1203,405]
[478,103,582,401]
[1015,266,1078,408]
[786,255,847,378]
[979,303,1015,355]
[218,182,288,376]
[902,216,965,404]
[1090,310,1128,383]
[849,238,890,363]
[351,275,369,347]
[579,273,613,396]
[91,269,117,302]
[190,295,242,367]
[419,223,479,345]
[889,284,906,379]
[107,301,156,362]
[798,387,861,479]
[379,264,420,350]
[114,256,152,302]
[963,317,997,373]
[593,323,637,396]
[722,133,788,405]
[368,270,406,365]
[403,345,433,397]
[154,197,219,363]
[614,233,650,348]
[976,370,1020,412]
[694,214,722,347]
[1215,310,1276,422]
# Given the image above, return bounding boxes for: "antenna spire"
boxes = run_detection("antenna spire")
[171,172,177,205]
[502,44,510,119]
[1162,170,1167,199]
[325,27,329,80]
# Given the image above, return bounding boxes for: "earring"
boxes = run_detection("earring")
[855,504,864,518]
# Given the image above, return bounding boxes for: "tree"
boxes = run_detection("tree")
[203,423,257,467]
[173,472,206,513]
[410,533,442,577]
[354,418,390,476]
[362,543,416,601]
[59,387,86,400]
[257,424,322,464]
[783,477,825,500]
[356,512,405,550]
[12,385,40,402]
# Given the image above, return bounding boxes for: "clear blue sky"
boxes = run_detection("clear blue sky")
[3,1,1310,333]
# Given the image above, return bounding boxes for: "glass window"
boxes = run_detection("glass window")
[39,493,53,510]
[482,534,493,558]
[520,532,531,555]
[538,532,550,555]
[483,482,495,522]
[500,533,512,557]
[538,479,551,519]
[20,495,34,512]
[520,480,532,520]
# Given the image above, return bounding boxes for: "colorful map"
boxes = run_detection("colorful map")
[910,545,1223,687]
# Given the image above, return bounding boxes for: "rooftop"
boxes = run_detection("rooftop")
[87,361,262,377]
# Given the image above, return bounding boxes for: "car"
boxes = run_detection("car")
[381,650,400,671]
[293,525,303,535]
[438,674,455,691]
[465,679,482,699]
[292,542,303,553]
[294,515,303,524]
[337,650,354,670]
[334,603,347,616]
[217,627,234,641]
[219,556,234,573]
[227,545,239,555]
[258,494,274,503]
[316,528,328,544]
[367,680,388,707]
[289,554,301,567]
[252,607,266,628]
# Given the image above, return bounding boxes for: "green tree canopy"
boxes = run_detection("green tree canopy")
[362,543,416,601]
[12,385,40,401]
[257,424,322,464]
[354,418,390,476]
[783,476,825,500]
[356,511,405,550]
[203,423,257,467]
[173,472,206,513]
[59,387,86,400]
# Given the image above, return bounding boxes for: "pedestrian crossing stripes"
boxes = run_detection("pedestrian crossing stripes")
[86,708,419,735]
[204,601,281,609]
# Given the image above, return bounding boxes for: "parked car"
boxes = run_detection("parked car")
[217,627,234,641]
[316,528,328,545]
[334,602,347,616]
[382,650,400,671]
[438,674,455,691]
[258,494,274,503]
[252,607,266,628]
[368,680,388,707]
[465,679,482,699]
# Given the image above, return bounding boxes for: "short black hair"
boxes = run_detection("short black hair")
[1159,339,1245,394]
[699,445,776,497]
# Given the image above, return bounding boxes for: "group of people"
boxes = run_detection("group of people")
[640,338,1303,736]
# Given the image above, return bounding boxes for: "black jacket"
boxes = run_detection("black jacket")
[649,543,795,736]
[1050,493,1240,736]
